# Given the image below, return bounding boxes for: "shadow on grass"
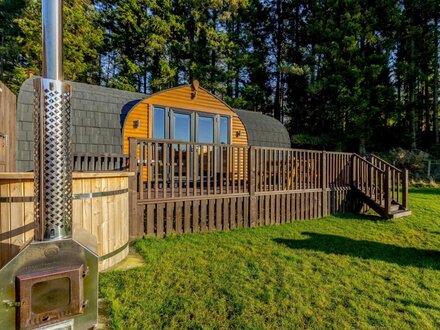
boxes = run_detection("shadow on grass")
[332,212,385,222]
[399,299,440,311]
[273,233,440,270]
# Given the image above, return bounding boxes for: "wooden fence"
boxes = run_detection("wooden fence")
[0,81,16,172]
[72,152,128,171]
[128,139,360,239]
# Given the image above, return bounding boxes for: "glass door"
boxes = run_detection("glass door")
[171,111,192,187]
[197,115,215,186]
[197,115,214,144]
[173,112,191,142]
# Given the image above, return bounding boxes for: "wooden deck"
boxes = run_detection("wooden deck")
[126,139,403,239]
[66,139,410,239]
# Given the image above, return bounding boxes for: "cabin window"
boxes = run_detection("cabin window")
[153,107,166,139]
[220,116,229,144]
[151,106,230,145]
[173,112,191,142]
[197,115,214,143]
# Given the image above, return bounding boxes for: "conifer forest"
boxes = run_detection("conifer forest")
[1,0,439,153]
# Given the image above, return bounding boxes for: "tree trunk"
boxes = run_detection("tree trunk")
[425,80,430,135]
[409,24,417,150]
[434,15,439,144]
[227,60,233,98]
[234,17,240,99]
[359,137,366,155]
[273,0,283,120]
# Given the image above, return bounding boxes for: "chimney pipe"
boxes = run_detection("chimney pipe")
[34,0,72,241]
[42,0,63,80]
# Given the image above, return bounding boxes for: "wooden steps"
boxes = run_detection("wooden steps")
[354,189,411,219]
[389,209,412,218]
[352,154,410,219]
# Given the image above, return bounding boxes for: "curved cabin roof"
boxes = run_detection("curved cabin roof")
[15,78,146,171]
[234,109,291,148]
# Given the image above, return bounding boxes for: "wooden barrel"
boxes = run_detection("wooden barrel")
[0,172,133,271]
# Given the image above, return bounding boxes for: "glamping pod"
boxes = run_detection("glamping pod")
[14,79,291,171]
[1,76,411,268]
[121,83,249,154]
[121,83,292,152]
[118,83,293,193]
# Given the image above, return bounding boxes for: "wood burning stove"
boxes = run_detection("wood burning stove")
[1,239,98,329]
[0,1,98,329]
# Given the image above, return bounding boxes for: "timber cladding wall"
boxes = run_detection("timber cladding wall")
[0,172,132,271]
[122,85,249,154]
[138,189,355,238]
[0,81,16,171]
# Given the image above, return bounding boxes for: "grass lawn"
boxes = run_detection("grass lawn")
[100,188,440,329]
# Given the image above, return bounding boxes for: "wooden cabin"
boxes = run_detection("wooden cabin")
[122,83,248,154]
[120,83,292,188]
[13,78,290,172]
[1,78,410,253]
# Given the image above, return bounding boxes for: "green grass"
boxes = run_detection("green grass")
[100,188,440,329]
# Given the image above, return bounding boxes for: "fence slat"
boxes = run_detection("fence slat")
[129,139,407,238]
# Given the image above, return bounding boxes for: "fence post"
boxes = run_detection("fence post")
[128,138,140,240]
[249,147,257,227]
[350,154,355,188]
[321,151,327,217]
[402,168,409,210]
[384,168,391,215]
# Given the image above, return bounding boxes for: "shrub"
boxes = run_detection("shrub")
[291,134,333,149]
[385,148,430,179]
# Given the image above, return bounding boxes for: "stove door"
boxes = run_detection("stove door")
[16,264,84,329]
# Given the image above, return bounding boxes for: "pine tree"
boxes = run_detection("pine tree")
[11,0,103,91]
[0,0,26,92]
[434,13,439,144]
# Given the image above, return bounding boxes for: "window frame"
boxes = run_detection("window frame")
[151,105,231,145]
[196,113,216,144]
[219,115,230,145]
[170,109,193,142]
[152,106,168,140]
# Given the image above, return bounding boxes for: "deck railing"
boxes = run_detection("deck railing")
[72,152,128,171]
[125,138,409,238]
[352,154,387,208]
[365,154,407,208]
[352,154,409,214]
[130,139,249,201]
[127,138,360,238]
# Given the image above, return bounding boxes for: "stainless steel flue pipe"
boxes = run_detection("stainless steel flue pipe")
[34,0,72,241]
[42,0,63,80]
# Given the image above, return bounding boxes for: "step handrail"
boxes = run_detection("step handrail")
[352,154,385,173]
[353,154,409,214]
[367,154,408,210]
[367,154,402,173]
